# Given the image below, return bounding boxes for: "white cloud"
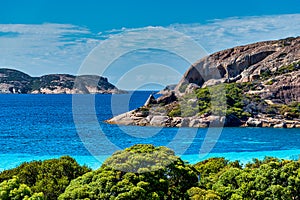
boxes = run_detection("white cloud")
[169,14,300,53]
[0,14,299,84]
[0,23,100,76]
[79,26,207,82]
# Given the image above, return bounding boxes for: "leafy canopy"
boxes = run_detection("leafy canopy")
[0,156,91,200]
[59,144,199,200]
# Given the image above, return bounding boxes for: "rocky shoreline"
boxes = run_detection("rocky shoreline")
[107,96,300,129]
[107,37,300,128]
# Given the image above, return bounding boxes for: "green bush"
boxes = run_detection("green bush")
[264,79,274,85]
[1,146,300,200]
[187,187,221,200]
[169,79,299,121]
[0,176,44,200]
[0,156,91,200]
[279,102,300,119]
[260,61,300,79]
[275,62,300,75]
[194,157,300,200]
[168,106,181,117]
[59,145,198,200]
[169,82,254,120]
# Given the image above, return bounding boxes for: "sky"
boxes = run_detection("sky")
[0,0,300,89]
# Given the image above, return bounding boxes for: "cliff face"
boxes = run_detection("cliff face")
[0,69,123,94]
[107,37,300,128]
[176,37,300,102]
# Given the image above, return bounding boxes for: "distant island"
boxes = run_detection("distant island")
[0,69,124,94]
[108,37,300,128]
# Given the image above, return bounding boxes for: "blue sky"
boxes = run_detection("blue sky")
[1,0,300,32]
[0,0,300,89]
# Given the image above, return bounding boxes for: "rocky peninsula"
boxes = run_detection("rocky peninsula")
[107,37,300,128]
[0,69,124,94]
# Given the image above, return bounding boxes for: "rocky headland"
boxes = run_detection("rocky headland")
[107,37,300,128]
[0,69,124,94]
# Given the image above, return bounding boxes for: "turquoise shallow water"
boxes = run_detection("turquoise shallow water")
[0,92,299,171]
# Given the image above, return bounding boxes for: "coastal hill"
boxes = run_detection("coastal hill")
[108,37,300,128]
[0,69,124,94]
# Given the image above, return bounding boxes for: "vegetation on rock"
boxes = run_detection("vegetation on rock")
[168,83,254,120]
[167,76,300,125]
[260,61,300,79]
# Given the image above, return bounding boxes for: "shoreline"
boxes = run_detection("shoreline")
[107,111,300,128]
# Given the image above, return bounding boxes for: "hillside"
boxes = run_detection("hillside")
[107,37,300,128]
[0,69,124,94]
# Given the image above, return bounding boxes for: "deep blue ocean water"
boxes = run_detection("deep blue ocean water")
[0,92,299,171]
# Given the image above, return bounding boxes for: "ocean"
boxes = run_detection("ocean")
[0,92,299,171]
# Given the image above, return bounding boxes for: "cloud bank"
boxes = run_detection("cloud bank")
[169,14,300,53]
[0,24,101,76]
[0,14,299,84]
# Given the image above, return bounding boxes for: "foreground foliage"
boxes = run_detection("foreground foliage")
[193,157,300,200]
[0,156,91,200]
[59,144,199,200]
[0,176,44,200]
[1,145,300,199]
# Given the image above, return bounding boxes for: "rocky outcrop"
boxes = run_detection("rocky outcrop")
[175,37,300,96]
[262,70,300,103]
[157,92,177,105]
[107,105,300,128]
[158,84,177,95]
[144,94,157,106]
[107,37,300,128]
[245,116,300,128]
[0,69,124,94]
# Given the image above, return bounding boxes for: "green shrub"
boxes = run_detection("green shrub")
[260,61,300,80]
[275,62,300,75]
[187,187,221,200]
[264,79,274,85]
[193,157,300,200]
[0,176,44,200]
[279,102,300,119]
[169,82,253,120]
[2,146,300,200]
[0,156,91,200]
[60,145,198,200]
[179,83,188,93]
[168,106,181,117]
[136,106,150,116]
